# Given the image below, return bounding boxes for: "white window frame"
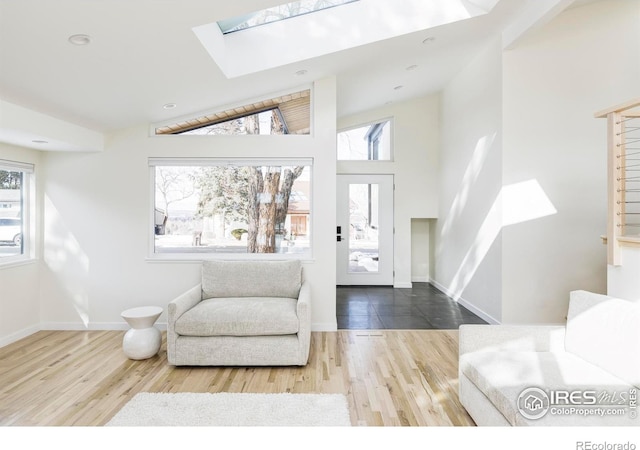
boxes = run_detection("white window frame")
[0,159,35,268]
[147,157,313,261]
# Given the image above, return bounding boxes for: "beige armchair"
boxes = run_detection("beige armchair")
[167,260,311,366]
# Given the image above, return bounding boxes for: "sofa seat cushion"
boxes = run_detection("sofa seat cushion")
[460,351,636,426]
[565,290,640,387]
[175,297,299,337]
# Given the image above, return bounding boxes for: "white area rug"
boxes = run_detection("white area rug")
[106,392,351,426]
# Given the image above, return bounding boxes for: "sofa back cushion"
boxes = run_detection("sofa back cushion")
[202,260,302,299]
[565,290,640,387]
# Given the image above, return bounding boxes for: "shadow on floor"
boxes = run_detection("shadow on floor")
[337,282,488,330]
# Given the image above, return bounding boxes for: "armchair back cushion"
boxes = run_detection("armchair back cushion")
[202,260,302,299]
[565,290,640,387]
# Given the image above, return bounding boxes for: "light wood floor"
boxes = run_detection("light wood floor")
[0,330,475,426]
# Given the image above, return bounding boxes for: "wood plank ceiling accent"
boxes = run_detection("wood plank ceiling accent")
[155,89,311,135]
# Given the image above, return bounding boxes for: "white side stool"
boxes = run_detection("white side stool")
[121,306,163,360]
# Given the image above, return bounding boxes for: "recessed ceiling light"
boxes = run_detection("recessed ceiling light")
[295,69,308,76]
[32,139,48,144]
[163,103,177,110]
[406,64,418,71]
[68,34,92,46]
[393,85,403,90]
[422,36,436,44]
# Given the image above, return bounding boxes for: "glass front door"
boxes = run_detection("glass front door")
[337,174,393,285]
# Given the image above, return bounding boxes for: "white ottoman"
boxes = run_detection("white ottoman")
[121,306,163,360]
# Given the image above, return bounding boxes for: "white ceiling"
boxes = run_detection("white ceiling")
[0,0,589,141]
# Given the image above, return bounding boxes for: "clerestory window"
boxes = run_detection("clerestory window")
[155,90,310,136]
[177,108,287,136]
[337,119,392,161]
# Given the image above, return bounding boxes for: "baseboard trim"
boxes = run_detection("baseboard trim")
[429,279,452,297]
[429,279,501,325]
[394,282,413,289]
[411,276,429,283]
[312,322,338,332]
[2,320,335,347]
[0,324,40,349]
[456,298,500,325]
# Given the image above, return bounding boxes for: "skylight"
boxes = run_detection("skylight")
[195,0,499,78]
[217,0,359,34]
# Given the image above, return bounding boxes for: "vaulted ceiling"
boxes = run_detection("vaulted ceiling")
[0,0,594,150]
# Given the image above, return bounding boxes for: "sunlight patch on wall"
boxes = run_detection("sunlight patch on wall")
[439,132,496,245]
[44,195,90,327]
[502,179,557,226]
[447,179,557,301]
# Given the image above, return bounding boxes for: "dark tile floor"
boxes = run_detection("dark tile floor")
[337,282,488,330]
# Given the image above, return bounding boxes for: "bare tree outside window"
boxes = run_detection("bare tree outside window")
[153,96,310,256]
[153,163,310,256]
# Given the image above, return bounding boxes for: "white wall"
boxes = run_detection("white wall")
[434,36,503,324]
[0,143,42,346]
[411,218,430,282]
[434,0,639,325]
[608,246,640,301]
[501,0,640,323]
[337,94,439,288]
[33,78,338,333]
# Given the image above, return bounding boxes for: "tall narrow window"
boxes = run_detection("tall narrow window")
[337,120,392,160]
[0,160,33,263]
[150,158,312,259]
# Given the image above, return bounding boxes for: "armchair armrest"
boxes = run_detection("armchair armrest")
[296,281,311,363]
[168,284,202,323]
[167,284,201,364]
[297,281,311,321]
[459,324,566,356]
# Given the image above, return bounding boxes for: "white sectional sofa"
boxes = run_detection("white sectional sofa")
[459,290,639,426]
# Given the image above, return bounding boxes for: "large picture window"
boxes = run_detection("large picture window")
[150,158,312,258]
[0,160,33,264]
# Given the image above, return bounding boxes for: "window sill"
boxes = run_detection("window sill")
[146,254,315,264]
[0,257,38,270]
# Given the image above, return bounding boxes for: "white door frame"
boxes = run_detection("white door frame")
[336,174,394,285]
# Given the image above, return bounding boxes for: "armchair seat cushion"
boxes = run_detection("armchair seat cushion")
[174,297,299,337]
